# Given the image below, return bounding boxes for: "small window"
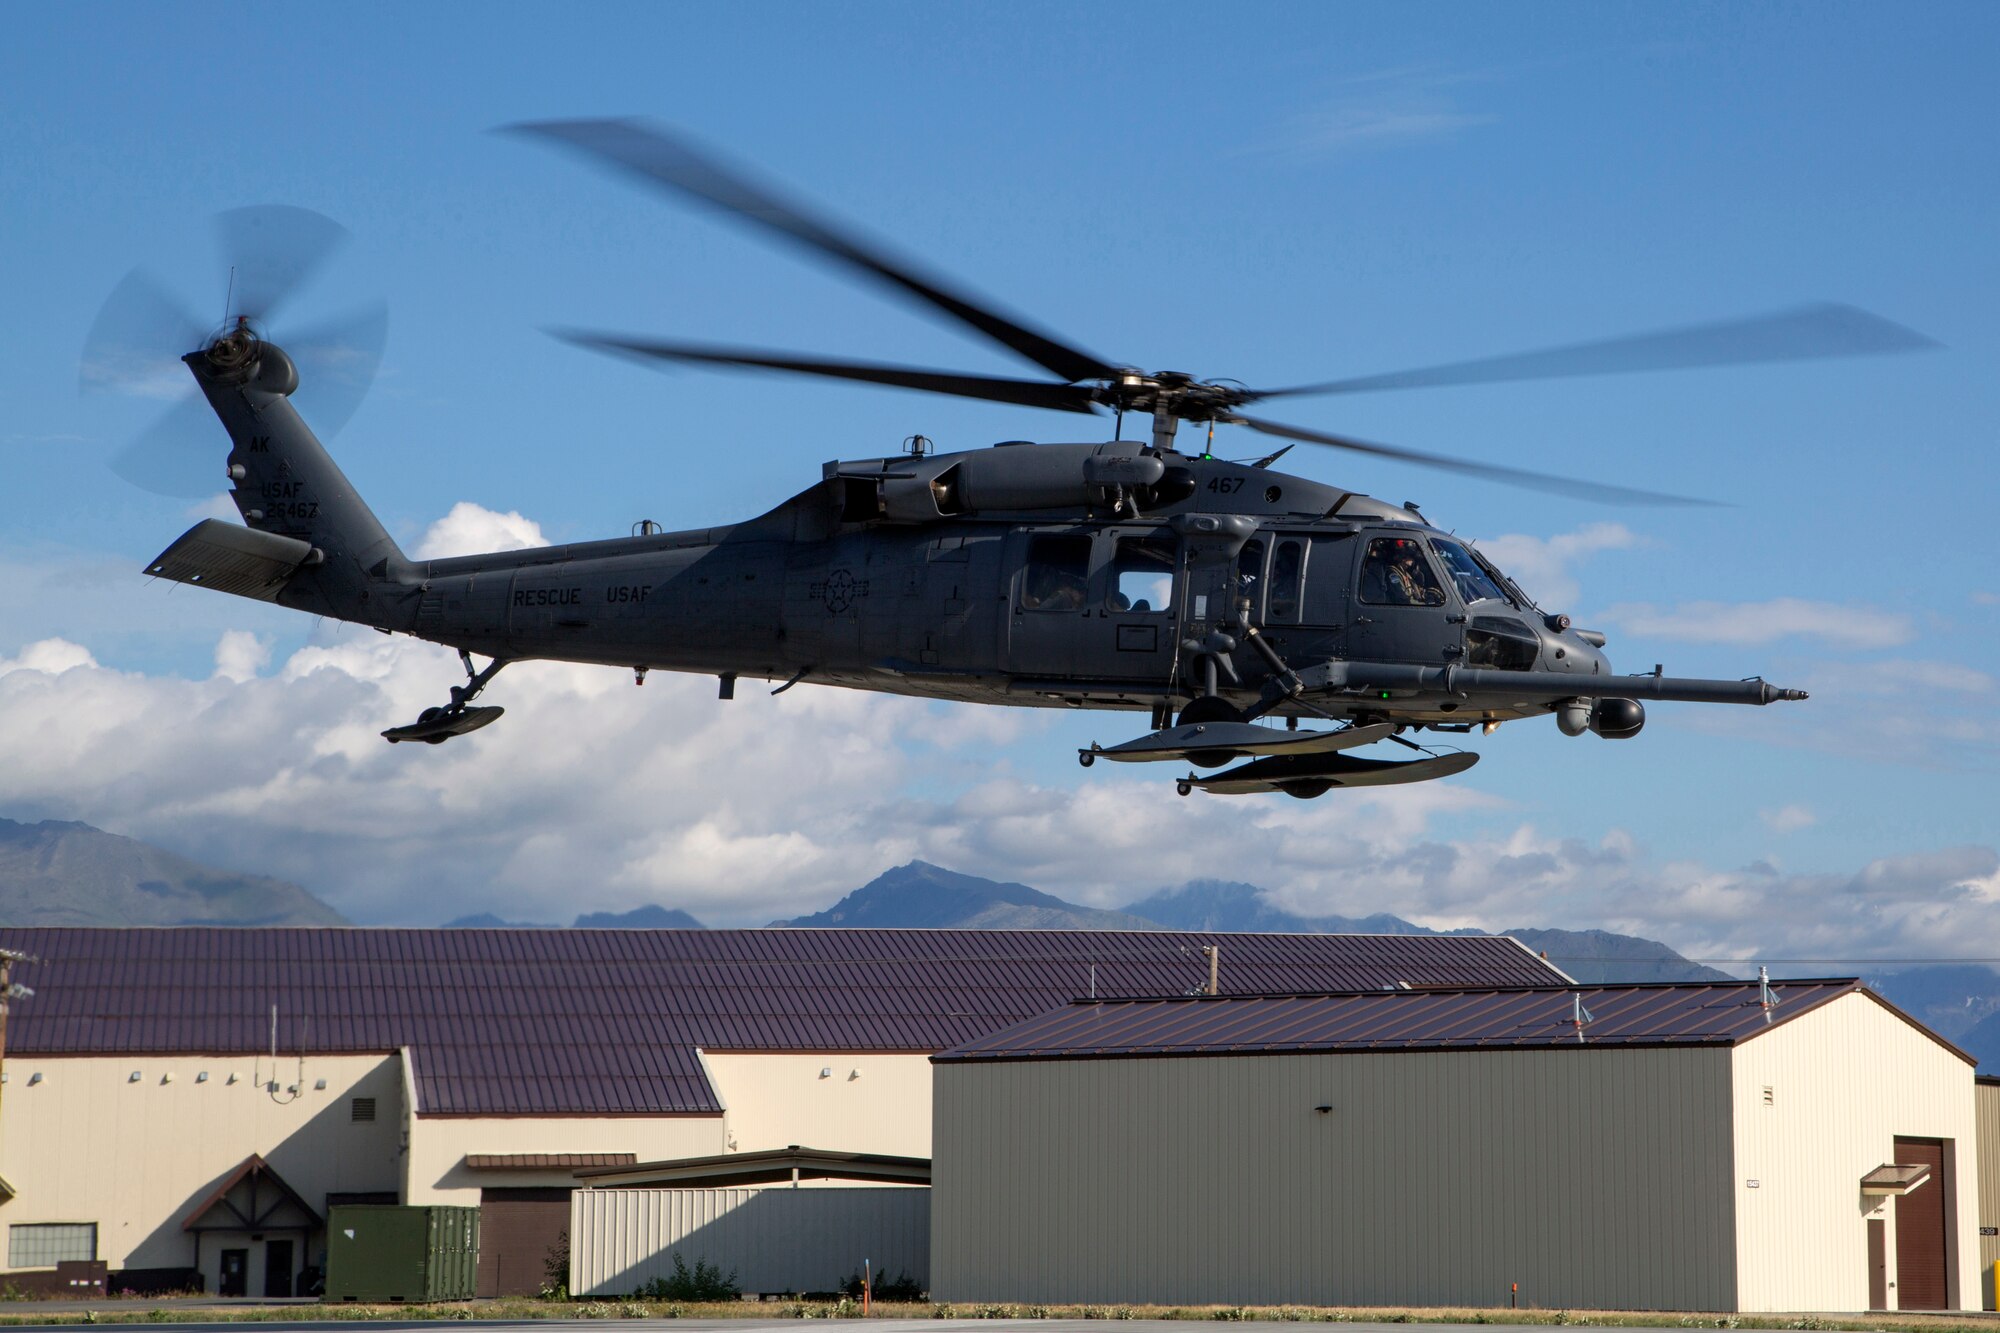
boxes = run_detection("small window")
[1106,536,1176,613]
[1020,535,1090,612]
[1762,1086,1775,1107]
[9,1223,96,1267]
[351,1096,377,1123]
[1235,538,1266,603]
[1358,537,1446,607]
[1269,539,1306,621]
[1464,616,1541,671]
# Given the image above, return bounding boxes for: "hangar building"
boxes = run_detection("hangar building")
[0,925,1561,1297]
[932,979,1978,1313]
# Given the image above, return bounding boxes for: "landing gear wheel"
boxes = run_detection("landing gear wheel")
[1177,696,1245,728]
[1078,750,1096,768]
[1176,777,1193,797]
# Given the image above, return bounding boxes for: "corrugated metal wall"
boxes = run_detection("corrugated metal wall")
[1731,995,1979,1312]
[1978,1080,2000,1309]
[933,1045,1736,1310]
[569,1187,929,1297]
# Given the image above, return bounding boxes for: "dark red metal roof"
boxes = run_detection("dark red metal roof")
[932,979,1929,1062]
[0,927,1562,1115]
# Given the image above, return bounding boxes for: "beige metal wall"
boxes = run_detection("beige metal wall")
[933,1046,1738,1310]
[1731,993,1979,1312]
[1977,1080,2000,1309]
[700,1052,935,1155]
[0,1052,402,1275]
[403,1114,726,1204]
[569,1186,929,1297]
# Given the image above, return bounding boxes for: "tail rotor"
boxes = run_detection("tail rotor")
[81,206,388,498]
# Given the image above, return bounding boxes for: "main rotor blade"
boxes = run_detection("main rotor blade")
[506,118,1120,385]
[213,205,350,326]
[557,330,1103,415]
[1256,304,1938,400]
[1231,414,1718,507]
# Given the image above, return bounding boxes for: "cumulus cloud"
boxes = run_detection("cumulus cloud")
[212,631,270,682]
[1602,597,1914,649]
[1472,522,1641,612]
[415,502,549,559]
[0,624,1994,972]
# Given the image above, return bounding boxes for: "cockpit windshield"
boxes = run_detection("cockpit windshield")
[1431,538,1510,606]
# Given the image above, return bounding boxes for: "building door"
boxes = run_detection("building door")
[478,1188,572,1298]
[219,1248,248,1298]
[263,1239,294,1297]
[1895,1137,1949,1309]
[1868,1219,1887,1309]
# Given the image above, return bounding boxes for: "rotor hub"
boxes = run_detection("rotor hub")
[1094,371,1253,423]
[204,317,263,374]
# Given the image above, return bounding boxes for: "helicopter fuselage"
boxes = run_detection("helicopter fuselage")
[376,441,1621,729]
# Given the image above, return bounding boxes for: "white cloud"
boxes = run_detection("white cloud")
[0,626,1996,968]
[1473,522,1641,612]
[1804,659,1994,696]
[1603,597,1914,649]
[0,638,98,676]
[415,502,549,559]
[211,631,271,683]
[1759,804,1817,834]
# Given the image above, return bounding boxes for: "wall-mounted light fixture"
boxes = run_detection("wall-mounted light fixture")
[1313,1104,1333,1115]
[819,1067,832,1079]
[129,1070,143,1083]
[161,1072,174,1084]
[27,1072,41,1086]
[848,1068,862,1081]
[226,1073,239,1085]
[196,1071,209,1084]
[314,1079,327,1091]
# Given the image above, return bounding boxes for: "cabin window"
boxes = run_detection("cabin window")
[1107,536,1175,613]
[1431,537,1509,606]
[1269,539,1306,621]
[1234,539,1266,611]
[1020,535,1091,612]
[1358,536,1446,607]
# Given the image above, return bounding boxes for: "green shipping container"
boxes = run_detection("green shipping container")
[324,1205,480,1302]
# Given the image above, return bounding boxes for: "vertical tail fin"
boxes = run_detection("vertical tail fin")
[185,332,410,620]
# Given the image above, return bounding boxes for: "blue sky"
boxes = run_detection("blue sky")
[1,3,1995,954]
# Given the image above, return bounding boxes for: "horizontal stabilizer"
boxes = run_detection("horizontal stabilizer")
[1191,749,1479,798]
[1085,720,1393,765]
[145,520,318,602]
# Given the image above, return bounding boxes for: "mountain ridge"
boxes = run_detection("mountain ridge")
[0,817,346,928]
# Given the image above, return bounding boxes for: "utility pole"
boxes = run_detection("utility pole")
[1202,945,1220,996]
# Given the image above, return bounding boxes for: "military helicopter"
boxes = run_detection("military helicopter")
[90,120,1934,798]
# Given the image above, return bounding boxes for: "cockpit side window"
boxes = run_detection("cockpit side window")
[1021,534,1091,612]
[1358,536,1446,607]
[1107,535,1176,613]
[1430,538,1509,606]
